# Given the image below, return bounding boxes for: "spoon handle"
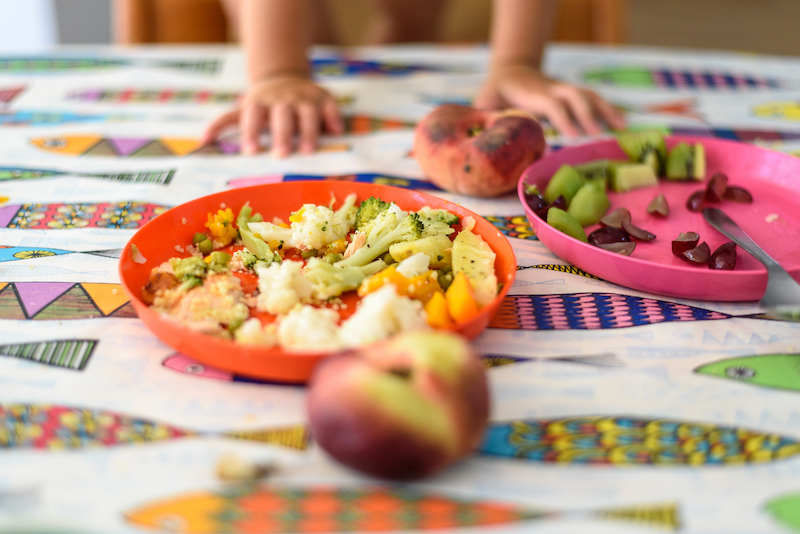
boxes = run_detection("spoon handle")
[702,207,779,270]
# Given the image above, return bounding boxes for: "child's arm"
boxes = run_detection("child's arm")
[203,0,342,156]
[476,0,625,136]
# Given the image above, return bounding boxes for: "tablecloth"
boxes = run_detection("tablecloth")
[1,42,800,534]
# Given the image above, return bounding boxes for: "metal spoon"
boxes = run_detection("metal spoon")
[703,207,800,320]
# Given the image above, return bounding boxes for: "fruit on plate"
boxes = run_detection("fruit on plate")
[307,330,489,480]
[617,130,667,175]
[413,104,546,197]
[666,141,706,181]
[567,179,610,226]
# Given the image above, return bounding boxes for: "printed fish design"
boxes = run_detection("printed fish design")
[0,403,310,451]
[0,339,97,370]
[484,215,536,240]
[29,136,350,157]
[752,101,800,123]
[0,110,135,127]
[0,202,169,230]
[0,56,221,76]
[0,166,176,185]
[483,352,622,369]
[227,172,441,191]
[0,282,135,320]
[0,246,121,262]
[0,85,25,106]
[311,57,440,78]
[765,491,800,532]
[66,88,240,104]
[340,115,415,134]
[124,483,681,532]
[652,125,800,143]
[517,264,598,279]
[616,97,703,120]
[695,354,800,392]
[479,416,800,465]
[488,292,768,331]
[583,66,792,90]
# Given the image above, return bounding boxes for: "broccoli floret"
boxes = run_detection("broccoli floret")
[335,212,424,268]
[206,251,232,273]
[171,256,207,279]
[416,206,459,237]
[303,257,387,300]
[354,196,390,231]
[334,193,359,230]
[236,248,280,270]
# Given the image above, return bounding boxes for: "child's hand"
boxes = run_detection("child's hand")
[202,76,343,157]
[474,65,625,137]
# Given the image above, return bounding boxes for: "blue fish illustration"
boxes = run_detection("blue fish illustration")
[584,66,792,90]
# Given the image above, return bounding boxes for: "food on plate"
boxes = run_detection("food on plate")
[141,194,500,351]
[708,242,737,270]
[666,141,706,181]
[547,207,587,242]
[671,232,700,256]
[621,220,656,241]
[413,104,546,197]
[567,179,610,227]
[680,241,711,264]
[646,193,669,216]
[306,330,489,480]
[544,164,585,204]
[686,171,754,213]
[617,130,667,176]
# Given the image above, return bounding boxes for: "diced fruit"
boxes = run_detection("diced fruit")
[451,217,497,307]
[646,193,669,217]
[424,291,454,328]
[567,180,610,227]
[705,172,728,202]
[588,226,630,246]
[672,232,700,256]
[621,220,656,241]
[681,242,711,264]
[544,164,586,204]
[617,130,667,175]
[445,271,480,323]
[596,242,636,255]
[547,208,588,242]
[708,242,736,270]
[724,186,753,203]
[666,141,705,181]
[686,190,705,212]
[608,162,658,192]
[599,207,632,228]
[574,159,626,183]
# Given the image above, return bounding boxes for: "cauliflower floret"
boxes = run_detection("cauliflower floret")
[289,204,350,251]
[255,260,313,315]
[386,202,408,219]
[338,284,429,347]
[395,252,430,278]
[277,305,343,351]
[234,318,278,346]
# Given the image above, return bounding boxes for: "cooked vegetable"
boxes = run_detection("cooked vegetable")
[303,257,387,300]
[335,212,424,268]
[451,216,498,307]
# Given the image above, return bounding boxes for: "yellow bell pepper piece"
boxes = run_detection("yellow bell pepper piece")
[445,271,480,323]
[424,291,453,328]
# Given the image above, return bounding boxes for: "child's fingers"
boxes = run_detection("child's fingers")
[240,103,267,155]
[270,103,295,158]
[202,109,240,145]
[589,92,626,130]
[321,97,343,134]
[297,103,320,154]
[555,88,603,136]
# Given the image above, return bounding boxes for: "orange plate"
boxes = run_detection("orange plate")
[119,182,516,384]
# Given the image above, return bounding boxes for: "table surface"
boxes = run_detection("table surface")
[2,43,800,534]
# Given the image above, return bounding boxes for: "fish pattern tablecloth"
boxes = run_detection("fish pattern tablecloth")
[1,43,800,534]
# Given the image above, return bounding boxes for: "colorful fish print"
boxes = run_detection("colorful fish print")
[479,416,800,465]
[695,354,800,392]
[0,339,97,370]
[0,282,135,320]
[616,97,703,120]
[0,110,135,127]
[517,264,599,279]
[340,115,415,134]
[0,85,24,105]
[0,202,168,230]
[311,57,439,78]
[0,57,221,76]
[484,215,536,240]
[66,88,240,104]
[488,292,762,331]
[0,404,309,451]
[0,246,121,263]
[227,172,442,191]
[0,166,175,185]
[29,136,350,157]
[765,491,800,532]
[644,125,800,143]
[124,483,681,533]
[752,101,800,123]
[583,66,790,90]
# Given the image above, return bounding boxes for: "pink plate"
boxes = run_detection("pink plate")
[518,136,800,301]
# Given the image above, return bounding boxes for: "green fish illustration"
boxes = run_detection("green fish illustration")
[695,354,800,392]
[765,491,800,532]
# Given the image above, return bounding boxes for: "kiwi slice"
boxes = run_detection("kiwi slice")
[567,180,611,227]
[666,141,706,181]
[547,207,588,242]
[608,162,659,192]
[544,164,586,205]
[617,130,667,176]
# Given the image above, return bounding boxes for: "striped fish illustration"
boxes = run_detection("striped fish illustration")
[695,354,800,392]
[66,88,240,104]
[0,339,97,370]
[488,292,771,331]
[583,66,791,90]
[616,97,703,120]
[340,115,415,133]
[0,110,135,127]
[124,483,681,533]
[517,264,599,279]
[311,57,440,78]
[227,172,442,191]
[0,85,25,105]
[0,403,310,451]
[765,491,800,532]
[483,352,621,369]
[0,201,169,230]
[0,166,176,185]
[752,101,800,123]
[0,246,121,262]
[0,57,221,75]
[484,215,536,240]
[0,281,135,320]
[479,416,800,465]
[29,136,350,157]
[647,125,800,143]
